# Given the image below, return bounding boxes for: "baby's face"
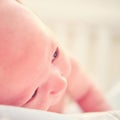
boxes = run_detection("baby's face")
[0,0,70,110]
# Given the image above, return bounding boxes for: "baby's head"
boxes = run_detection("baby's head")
[0,0,70,110]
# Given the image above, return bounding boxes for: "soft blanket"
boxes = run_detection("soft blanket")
[0,105,120,120]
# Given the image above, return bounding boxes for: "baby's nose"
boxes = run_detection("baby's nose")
[48,68,67,96]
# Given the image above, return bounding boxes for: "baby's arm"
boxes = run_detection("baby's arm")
[67,57,111,112]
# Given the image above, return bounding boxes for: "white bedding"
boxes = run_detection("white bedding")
[107,82,120,110]
[0,105,120,120]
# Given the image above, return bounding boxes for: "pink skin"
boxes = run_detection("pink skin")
[0,0,111,112]
[0,0,70,110]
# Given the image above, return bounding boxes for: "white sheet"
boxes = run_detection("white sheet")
[0,105,120,120]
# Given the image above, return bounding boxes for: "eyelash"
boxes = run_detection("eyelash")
[31,88,38,98]
[25,88,38,104]
[52,48,58,63]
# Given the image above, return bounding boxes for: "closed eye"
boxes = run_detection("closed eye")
[25,88,38,104]
[16,0,22,4]
[31,88,38,98]
[52,48,59,63]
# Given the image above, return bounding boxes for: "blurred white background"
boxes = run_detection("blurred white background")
[22,0,120,93]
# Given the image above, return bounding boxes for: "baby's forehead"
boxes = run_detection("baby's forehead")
[0,0,58,59]
[0,0,53,43]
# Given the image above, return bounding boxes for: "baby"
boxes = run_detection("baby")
[0,0,111,113]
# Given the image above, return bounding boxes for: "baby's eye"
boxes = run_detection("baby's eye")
[52,48,59,62]
[16,0,22,3]
[25,88,38,104]
[31,88,38,98]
